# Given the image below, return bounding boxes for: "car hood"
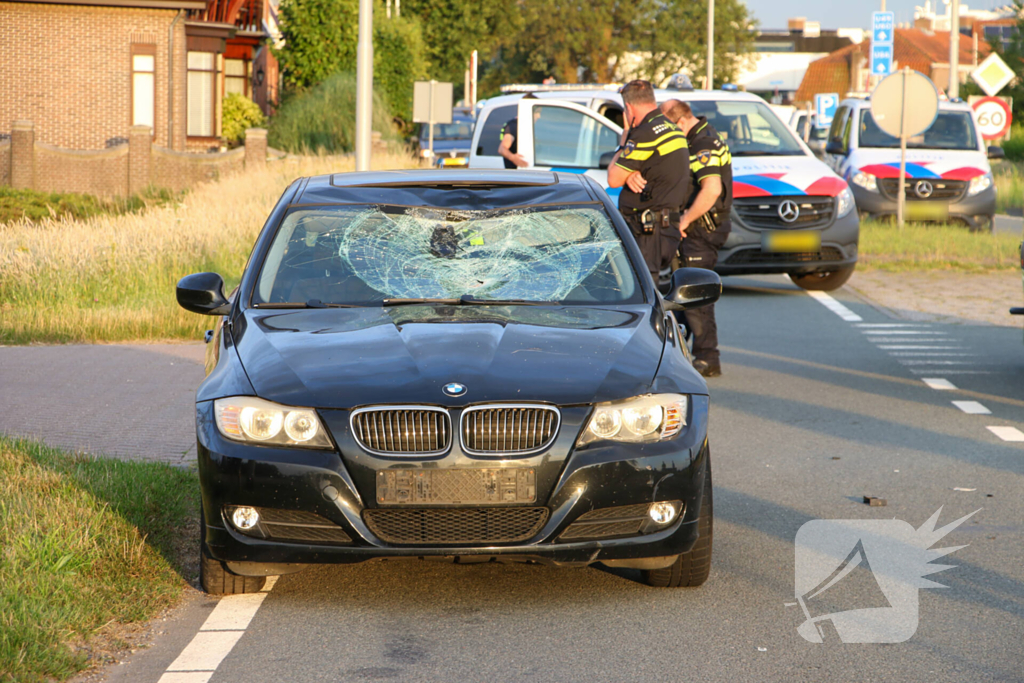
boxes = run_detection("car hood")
[846,148,990,180]
[731,155,849,198]
[232,305,670,409]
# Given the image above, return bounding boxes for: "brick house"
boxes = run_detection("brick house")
[794,29,990,106]
[0,0,277,153]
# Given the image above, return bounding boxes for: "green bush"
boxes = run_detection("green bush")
[0,185,177,224]
[222,93,266,145]
[1001,124,1024,162]
[268,72,398,153]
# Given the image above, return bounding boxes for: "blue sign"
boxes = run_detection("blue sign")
[872,11,895,44]
[815,93,839,127]
[871,44,893,76]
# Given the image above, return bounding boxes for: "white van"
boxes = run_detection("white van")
[823,98,1002,232]
[469,87,859,291]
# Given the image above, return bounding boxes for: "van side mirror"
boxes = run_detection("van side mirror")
[663,268,722,311]
[598,150,616,170]
[988,145,1005,160]
[825,140,846,155]
[177,272,231,316]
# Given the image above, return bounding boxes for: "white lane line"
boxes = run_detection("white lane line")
[806,290,863,321]
[897,360,978,365]
[952,401,992,415]
[888,352,977,357]
[877,345,967,350]
[922,378,958,390]
[910,369,994,374]
[865,337,952,343]
[988,426,1024,442]
[861,330,949,335]
[854,323,930,328]
[159,577,277,681]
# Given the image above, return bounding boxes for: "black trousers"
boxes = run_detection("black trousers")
[622,213,681,281]
[679,220,729,363]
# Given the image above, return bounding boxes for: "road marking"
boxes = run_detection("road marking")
[952,401,992,415]
[854,323,929,328]
[910,369,994,374]
[877,345,967,350]
[159,577,277,682]
[897,360,978,365]
[888,352,977,357]
[861,330,949,335]
[987,426,1024,442]
[864,338,952,343]
[806,291,862,321]
[922,378,958,390]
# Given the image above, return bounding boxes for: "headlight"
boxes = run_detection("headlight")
[836,186,855,217]
[968,173,993,196]
[420,148,433,158]
[214,396,332,448]
[577,394,687,446]
[850,171,877,192]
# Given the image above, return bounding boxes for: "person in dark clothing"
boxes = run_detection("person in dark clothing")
[607,80,690,281]
[498,117,525,169]
[661,99,733,378]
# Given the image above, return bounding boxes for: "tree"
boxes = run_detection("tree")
[986,0,1024,120]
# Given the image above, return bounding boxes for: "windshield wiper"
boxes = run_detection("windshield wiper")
[253,300,361,309]
[382,298,462,306]
[459,295,555,306]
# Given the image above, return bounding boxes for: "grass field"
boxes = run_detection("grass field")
[0,151,418,344]
[858,219,1020,271]
[0,186,179,225]
[993,161,1023,214]
[0,437,197,682]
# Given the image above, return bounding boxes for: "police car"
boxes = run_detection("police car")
[823,98,1002,232]
[469,85,859,291]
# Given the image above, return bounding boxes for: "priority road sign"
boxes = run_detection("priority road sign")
[872,11,894,44]
[871,45,893,76]
[970,53,1014,97]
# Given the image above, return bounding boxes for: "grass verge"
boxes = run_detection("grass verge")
[859,219,1020,271]
[0,151,419,344]
[0,186,180,225]
[993,160,1023,214]
[0,437,198,683]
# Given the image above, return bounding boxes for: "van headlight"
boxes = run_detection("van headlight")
[577,394,687,446]
[850,171,877,192]
[214,396,332,448]
[968,173,993,196]
[836,186,855,217]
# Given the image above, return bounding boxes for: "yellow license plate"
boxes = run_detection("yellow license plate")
[905,202,949,221]
[761,230,822,253]
[441,157,468,167]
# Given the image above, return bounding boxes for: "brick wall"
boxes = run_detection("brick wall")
[151,145,244,193]
[35,142,129,196]
[0,2,186,151]
[0,140,9,187]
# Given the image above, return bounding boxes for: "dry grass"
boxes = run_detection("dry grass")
[0,151,418,344]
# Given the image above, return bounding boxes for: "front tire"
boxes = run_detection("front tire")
[789,265,855,291]
[642,452,713,588]
[199,509,266,595]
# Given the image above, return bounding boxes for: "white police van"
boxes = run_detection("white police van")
[823,98,1002,232]
[470,85,859,291]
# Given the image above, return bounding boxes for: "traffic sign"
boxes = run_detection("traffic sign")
[815,93,839,127]
[871,70,939,138]
[871,45,893,76]
[971,53,1014,97]
[971,96,1012,140]
[872,12,894,44]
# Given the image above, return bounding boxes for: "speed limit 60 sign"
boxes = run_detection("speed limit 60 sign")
[972,96,1012,140]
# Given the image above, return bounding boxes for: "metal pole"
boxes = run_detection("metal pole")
[428,80,435,164]
[949,0,960,99]
[897,67,909,229]
[804,101,812,142]
[881,0,885,10]
[470,50,478,107]
[355,0,373,172]
[706,0,714,90]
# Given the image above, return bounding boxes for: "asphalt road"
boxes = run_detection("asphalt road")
[91,275,1024,682]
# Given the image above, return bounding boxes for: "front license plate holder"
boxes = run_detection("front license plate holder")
[376,468,537,505]
[905,201,949,221]
[761,230,822,253]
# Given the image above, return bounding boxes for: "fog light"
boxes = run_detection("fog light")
[648,502,677,525]
[232,506,260,531]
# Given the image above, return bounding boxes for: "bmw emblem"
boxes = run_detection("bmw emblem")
[443,383,467,397]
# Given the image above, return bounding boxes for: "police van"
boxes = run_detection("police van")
[823,98,1002,232]
[469,85,859,291]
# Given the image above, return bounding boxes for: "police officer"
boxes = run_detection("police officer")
[661,99,733,378]
[498,94,539,169]
[607,80,690,281]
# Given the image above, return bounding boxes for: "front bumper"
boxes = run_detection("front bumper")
[196,397,710,568]
[852,184,996,229]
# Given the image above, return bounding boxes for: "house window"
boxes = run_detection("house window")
[187,51,216,136]
[132,46,156,129]
[225,59,248,97]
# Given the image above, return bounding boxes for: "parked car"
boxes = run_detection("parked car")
[178,169,720,594]
[823,98,1003,232]
[417,113,475,168]
[469,87,859,291]
[788,111,828,159]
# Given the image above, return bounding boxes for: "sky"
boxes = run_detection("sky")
[742,0,1010,30]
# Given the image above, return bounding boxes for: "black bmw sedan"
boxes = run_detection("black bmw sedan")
[177,170,720,594]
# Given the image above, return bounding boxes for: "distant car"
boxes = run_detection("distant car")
[788,111,828,159]
[177,169,720,595]
[823,98,1004,232]
[418,114,475,168]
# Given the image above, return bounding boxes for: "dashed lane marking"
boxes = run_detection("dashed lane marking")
[806,291,863,321]
[952,401,992,415]
[987,426,1024,442]
[922,378,958,390]
[877,345,968,350]
[860,330,950,335]
[910,369,995,375]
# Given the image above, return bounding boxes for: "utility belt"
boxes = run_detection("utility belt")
[625,208,680,235]
[694,208,723,233]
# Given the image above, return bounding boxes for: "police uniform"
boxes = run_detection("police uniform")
[615,110,690,278]
[500,118,519,169]
[680,117,733,366]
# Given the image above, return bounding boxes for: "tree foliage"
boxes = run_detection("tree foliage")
[221,93,266,144]
[986,0,1024,120]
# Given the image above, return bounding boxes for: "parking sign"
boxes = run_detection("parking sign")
[815,94,839,127]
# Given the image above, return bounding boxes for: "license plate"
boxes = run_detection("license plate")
[906,202,949,221]
[440,157,468,167]
[376,468,537,505]
[761,230,821,253]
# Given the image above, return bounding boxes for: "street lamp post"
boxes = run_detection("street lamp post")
[355,0,373,172]
[949,0,960,99]
[707,0,715,90]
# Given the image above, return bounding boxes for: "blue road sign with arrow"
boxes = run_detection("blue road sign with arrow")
[872,12,894,44]
[871,45,893,76]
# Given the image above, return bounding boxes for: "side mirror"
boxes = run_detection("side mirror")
[663,268,722,311]
[825,140,845,155]
[598,150,616,170]
[177,272,231,316]
[988,145,1005,160]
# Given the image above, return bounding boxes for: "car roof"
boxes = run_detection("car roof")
[295,170,603,209]
[839,97,974,113]
[478,88,766,111]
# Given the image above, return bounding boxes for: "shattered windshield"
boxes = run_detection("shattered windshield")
[253,205,642,306]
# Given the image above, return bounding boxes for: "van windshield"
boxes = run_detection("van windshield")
[858,111,979,151]
[688,100,805,156]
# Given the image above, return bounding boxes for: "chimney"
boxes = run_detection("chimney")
[788,17,807,33]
